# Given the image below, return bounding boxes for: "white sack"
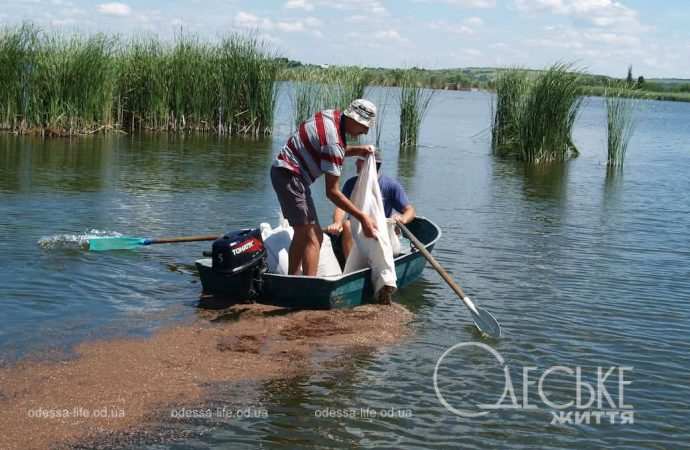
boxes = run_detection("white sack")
[387,219,402,256]
[343,155,397,293]
[260,218,342,277]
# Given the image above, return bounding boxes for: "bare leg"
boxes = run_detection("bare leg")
[301,224,323,276]
[291,224,323,276]
[341,220,353,258]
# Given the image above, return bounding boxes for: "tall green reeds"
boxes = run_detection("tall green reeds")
[40,33,118,132]
[368,86,391,147]
[0,23,117,133]
[0,23,280,136]
[0,23,40,129]
[289,66,369,129]
[290,69,325,128]
[605,84,637,167]
[491,69,528,150]
[491,63,583,163]
[399,71,434,148]
[116,37,169,131]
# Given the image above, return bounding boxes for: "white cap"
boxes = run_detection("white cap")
[343,99,377,129]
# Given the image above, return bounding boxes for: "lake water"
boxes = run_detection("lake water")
[1,88,689,448]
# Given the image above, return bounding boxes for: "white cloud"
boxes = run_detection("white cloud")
[285,0,314,11]
[429,17,484,35]
[331,0,387,16]
[583,31,639,47]
[415,0,495,7]
[525,37,584,49]
[235,11,322,35]
[514,0,641,30]
[96,2,131,17]
[374,29,406,42]
[464,16,484,27]
[462,48,482,56]
[430,20,474,35]
[345,15,368,23]
[445,0,496,7]
[276,21,305,32]
[235,11,273,29]
[303,16,321,27]
[50,18,76,26]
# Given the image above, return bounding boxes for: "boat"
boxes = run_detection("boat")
[195,216,441,309]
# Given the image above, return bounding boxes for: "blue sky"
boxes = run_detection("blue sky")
[3,0,689,78]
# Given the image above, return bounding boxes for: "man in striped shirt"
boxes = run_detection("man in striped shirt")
[270,99,379,276]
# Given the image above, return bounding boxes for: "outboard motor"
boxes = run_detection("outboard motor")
[201,228,266,304]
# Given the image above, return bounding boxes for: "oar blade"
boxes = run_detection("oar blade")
[88,236,146,251]
[472,307,502,338]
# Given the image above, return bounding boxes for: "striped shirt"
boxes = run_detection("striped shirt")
[273,109,347,185]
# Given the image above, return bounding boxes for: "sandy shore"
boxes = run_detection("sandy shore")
[0,303,412,449]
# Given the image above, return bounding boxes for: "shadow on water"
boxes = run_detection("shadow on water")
[604,165,624,197]
[0,133,274,195]
[396,145,418,186]
[117,134,274,193]
[489,156,570,214]
[248,347,381,448]
[519,161,570,203]
[0,134,114,193]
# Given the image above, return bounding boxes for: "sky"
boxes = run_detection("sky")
[2,0,690,78]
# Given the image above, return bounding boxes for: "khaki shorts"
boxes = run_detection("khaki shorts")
[270,165,318,226]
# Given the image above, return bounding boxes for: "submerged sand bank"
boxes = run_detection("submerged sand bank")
[0,303,412,450]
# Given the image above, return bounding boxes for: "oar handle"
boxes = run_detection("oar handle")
[145,235,220,245]
[398,223,476,312]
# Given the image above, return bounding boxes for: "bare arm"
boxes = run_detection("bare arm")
[325,206,347,234]
[400,205,416,224]
[344,144,375,158]
[325,174,365,221]
[391,205,416,224]
[324,174,377,238]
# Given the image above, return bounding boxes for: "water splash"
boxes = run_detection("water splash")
[38,230,123,250]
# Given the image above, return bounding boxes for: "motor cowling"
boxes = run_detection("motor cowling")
[212,228,265,273]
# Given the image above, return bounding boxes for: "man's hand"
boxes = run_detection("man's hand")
[355,145,376,158]
[390,213,405,224]
[325,222,343,234]
[360,213,378,239]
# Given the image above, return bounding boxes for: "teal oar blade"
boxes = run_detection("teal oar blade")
[88,236,149,251]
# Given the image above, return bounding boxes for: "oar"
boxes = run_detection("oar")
[88,234,219,251]
[398,222,502,338]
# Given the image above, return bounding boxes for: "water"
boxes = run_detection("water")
[2,90,690,448]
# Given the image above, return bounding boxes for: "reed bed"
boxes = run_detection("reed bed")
[491,63,584,163]
[367,86,391,148]
[289,66,369,129]
[399,71,434,148]
[605,84,637,167]
[0,24,280,136]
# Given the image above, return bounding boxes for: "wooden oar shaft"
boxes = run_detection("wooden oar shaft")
[398,223,467,299]
[147,235,219,245]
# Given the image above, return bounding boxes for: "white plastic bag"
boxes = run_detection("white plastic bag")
[260,220,292,275]
[343,155,397,293]
[317,233,342,277]
[260,217,342,277]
